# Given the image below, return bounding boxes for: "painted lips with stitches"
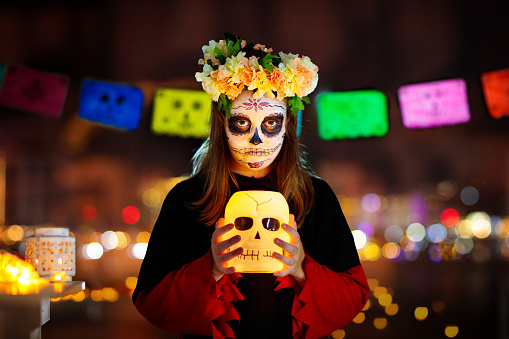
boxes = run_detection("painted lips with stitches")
[231,143,282,157]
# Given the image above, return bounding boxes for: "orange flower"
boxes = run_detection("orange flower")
[239,66,257,88]
[268,68,287,100]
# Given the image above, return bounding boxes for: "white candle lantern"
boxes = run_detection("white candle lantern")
[24,227,75,281]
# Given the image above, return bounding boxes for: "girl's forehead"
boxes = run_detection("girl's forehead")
[231,93,287,119]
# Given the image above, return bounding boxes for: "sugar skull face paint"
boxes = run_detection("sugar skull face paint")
[226,91,286,174]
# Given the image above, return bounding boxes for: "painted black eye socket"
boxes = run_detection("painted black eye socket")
[234,217,253,230]
[262,218,280,231]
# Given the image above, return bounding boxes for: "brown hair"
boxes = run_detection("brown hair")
[190,99,315,227]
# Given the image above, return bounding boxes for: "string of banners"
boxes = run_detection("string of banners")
[0,61,507,140]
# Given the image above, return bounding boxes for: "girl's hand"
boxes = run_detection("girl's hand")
[211,218,243,281]
[272,215,306,284]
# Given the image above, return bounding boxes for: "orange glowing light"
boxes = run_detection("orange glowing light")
[441,208,460,227]
[414,307,429,321]
[0,251,48,294]
[385,303,399,316]
[373,317,388,330]
[481,68,509,119]
[445,325,459,338]
[50,271,70,282]
[352,312,365,324]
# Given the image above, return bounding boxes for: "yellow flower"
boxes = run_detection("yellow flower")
[224,52,248,85]
[251,69,276,99]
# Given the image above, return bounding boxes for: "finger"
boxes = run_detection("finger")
[288,214,297,229]
[274,238,298,256]
[212,223,234,243]
[272,251,295,266]
[216,235,241,254]
[281,223,300,245]
[274,268,291,277]
[215,218,225,229]
[217,247,243,264]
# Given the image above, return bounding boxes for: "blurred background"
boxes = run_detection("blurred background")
[1,0,508,338]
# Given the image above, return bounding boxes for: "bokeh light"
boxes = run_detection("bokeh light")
[378,293,392,306]
[441,208,460,227]
[467,212,492,239]
[5,225,24,242]
[362,193,382,213]
[472,219,491,239]
[426,223,447,243]
[122,206,140,224]
[82,204,97,221]
[436,180,457,200]
[356,221,374,237]
[362,242,381,261]
[454,238,474,255]
[136,231,151,243]
[385,303,399,316]
[352,230,368,249]
[100,231,119,250]
[445,325,459,338]
[115,231,130,249]
[132,243,148,259]
[373,318,387,330]
[125,276,138,290]
[460,186,479,205]
[373,286,387,298]
[102,287,119,302]
[456,220,474,239]
[495,218,509,238]
[382,243,401,260]
[427,245,443,262]
[406,223,426,242]
[331,329,346,339]
[142,188,162,207]
[384,225,404,243]
[84,242,104,259]
[414,307,428,321]
[352,312,365,324]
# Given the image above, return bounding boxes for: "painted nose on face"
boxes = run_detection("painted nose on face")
[249,128,262,145]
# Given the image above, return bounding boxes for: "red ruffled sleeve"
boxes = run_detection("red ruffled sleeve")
[275,255,369,339]
[134,250,244,339]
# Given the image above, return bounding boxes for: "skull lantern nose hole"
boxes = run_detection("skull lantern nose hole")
[255,231,261,239]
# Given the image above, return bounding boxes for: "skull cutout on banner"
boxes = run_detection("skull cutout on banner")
[220,190,291,273]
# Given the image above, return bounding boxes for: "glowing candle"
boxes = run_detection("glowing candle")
[25,227,75,281]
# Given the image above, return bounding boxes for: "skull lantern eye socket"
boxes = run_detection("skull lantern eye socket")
[262,218,280,231]
[234,217,253,230]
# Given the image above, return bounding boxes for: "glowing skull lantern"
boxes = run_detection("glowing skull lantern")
[221,190,290,273]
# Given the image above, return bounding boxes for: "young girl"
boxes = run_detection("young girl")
[133,33,369,339]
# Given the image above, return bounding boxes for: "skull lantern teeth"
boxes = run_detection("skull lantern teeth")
[221,190,290,273]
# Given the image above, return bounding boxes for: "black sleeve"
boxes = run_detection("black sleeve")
[132,177,214,302]
[299,178,361,272]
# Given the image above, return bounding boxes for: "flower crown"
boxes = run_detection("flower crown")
[195,32,319,117]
